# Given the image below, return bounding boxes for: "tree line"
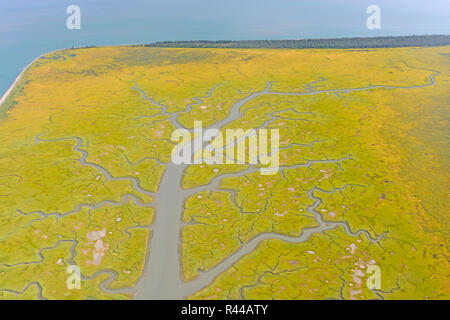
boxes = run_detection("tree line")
[141,35,450,49]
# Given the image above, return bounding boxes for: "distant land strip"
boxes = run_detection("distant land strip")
[140,35,450,49]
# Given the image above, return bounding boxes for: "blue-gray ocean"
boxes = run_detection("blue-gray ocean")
[1,0,449,96]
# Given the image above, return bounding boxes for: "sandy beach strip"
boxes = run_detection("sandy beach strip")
[0,49,63,108]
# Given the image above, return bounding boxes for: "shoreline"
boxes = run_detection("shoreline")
[0,48,64,110]
[0,45,142,110]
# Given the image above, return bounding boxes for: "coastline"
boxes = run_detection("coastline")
[0,49,63,111]
[0,45,132,113]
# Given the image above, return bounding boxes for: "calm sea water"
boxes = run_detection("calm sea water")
[1,0,449,96]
